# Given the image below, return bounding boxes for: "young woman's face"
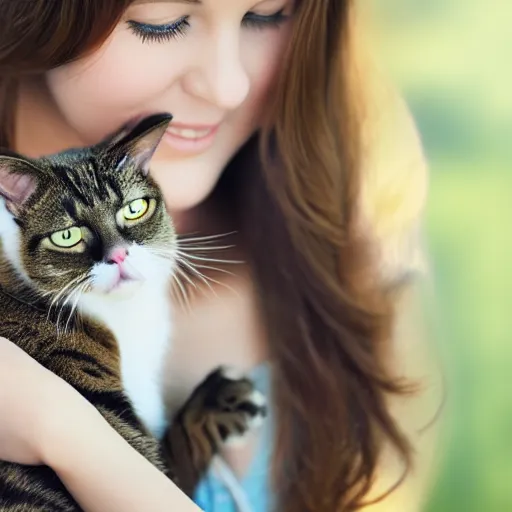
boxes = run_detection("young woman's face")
[46,0,294,211]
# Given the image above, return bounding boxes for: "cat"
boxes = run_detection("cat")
[0,113,267,510]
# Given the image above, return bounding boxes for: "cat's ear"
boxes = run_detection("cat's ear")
[105,113,173,175]
[0,155,39,213]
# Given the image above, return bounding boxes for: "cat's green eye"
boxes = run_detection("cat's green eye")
[123,199,149,221]
[49,227,83,249]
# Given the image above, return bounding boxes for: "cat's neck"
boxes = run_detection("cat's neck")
[78,279,173,438]
[0,268,47,313]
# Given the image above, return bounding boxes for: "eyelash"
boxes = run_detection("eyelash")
[128,9,288,44]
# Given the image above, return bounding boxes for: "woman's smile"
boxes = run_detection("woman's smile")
[164,122,220,154]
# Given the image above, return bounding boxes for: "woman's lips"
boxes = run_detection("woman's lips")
[124,113,221,155]
[163,123,220,154]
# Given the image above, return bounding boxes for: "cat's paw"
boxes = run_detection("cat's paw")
[183,366,268,447]
[162,366,268,495]
[213,366,267,446]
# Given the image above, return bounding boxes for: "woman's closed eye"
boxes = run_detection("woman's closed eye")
[127,17,190,44]
[128,9,289,44]
[242,8,288,30]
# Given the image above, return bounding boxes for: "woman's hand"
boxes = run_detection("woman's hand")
[0,336,88,466]
[0,337,202,511]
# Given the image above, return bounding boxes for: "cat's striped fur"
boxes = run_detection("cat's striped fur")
[0,114,267,510]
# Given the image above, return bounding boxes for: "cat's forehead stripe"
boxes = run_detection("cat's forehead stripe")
[62,197,78,219]
[54,159,116,207]
[57,169,94,207]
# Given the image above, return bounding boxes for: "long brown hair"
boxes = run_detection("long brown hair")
[0,1,412,510]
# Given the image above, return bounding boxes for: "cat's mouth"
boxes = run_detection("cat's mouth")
[106,273,135,293]
[90,260,145,297]
[104,265,142,294]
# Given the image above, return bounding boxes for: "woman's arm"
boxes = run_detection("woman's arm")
[0,337,202,512]
[43,402,203,512]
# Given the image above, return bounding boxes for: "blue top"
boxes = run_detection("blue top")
[193,364,274,512]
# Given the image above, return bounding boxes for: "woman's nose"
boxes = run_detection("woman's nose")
[184,31,250,110]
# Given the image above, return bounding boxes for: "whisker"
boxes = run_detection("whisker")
[177,231,237,243]
[193,271,239,297]
[177,244,236,252]
[65,280,89,335]
[176,256,218,298]
[54,275,89,335]
[176,251,244,265]
[175,266,197,289]
[171,271,191,313]
[48,274,87,323]
[179,257,240,298]
[185,264,237,278]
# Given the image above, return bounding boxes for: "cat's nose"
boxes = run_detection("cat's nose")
[106,247,128,265]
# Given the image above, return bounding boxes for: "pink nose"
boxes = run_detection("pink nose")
[107,247,128,265]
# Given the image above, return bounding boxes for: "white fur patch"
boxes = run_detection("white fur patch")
[79,244,175,439]
[0,198,30,282]
[223,389,267,448]
[219,365,246,381]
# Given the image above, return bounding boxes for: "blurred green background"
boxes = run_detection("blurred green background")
[365,1,511,510]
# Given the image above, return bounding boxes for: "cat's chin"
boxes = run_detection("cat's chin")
[92,277,144,300]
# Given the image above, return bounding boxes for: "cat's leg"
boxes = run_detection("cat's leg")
[0,463,81,512]
[0,503,79,512]
[161,367,267,497]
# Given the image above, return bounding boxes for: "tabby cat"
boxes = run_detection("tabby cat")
[0,113,266,510]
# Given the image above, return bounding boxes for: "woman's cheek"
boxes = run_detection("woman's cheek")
[45,37,182,142]
[241,27,292,111]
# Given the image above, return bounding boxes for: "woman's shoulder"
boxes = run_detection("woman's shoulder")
[353,39,429,285]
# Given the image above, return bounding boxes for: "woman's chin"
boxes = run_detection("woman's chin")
[150,157,225,214]
[160,182,218,215]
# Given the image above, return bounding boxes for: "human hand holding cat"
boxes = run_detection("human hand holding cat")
[0,337,205,512]
[0,336,91,466]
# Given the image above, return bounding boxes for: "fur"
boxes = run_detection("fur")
[0,114,267,510]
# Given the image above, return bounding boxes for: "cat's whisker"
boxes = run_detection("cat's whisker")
[170,272,191,313]
[185,264,237,278]
[179,255,240,298]
[65,280,89,335]
[62,280,88,336]
[148,251,175,261]
[175,255,217,298]
[40,289,59,298]
[63,287,80,335]
[198,273,238,297]
[176,250,244,266]
[48,274,87,323]
[152,245,242,266]
[177,231,237,244]
[49,269,75,277]
[177,244,236,252]
[54,275,89,335]
[50,278,84,323]
[175,266,197,289]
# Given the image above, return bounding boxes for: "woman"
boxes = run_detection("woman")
[0,1,441,511]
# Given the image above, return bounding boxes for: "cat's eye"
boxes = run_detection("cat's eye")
[49,227,83,249]
[117,198,156,228]
[123,199,149,221]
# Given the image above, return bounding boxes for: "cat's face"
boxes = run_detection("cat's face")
[0,114,176,301]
